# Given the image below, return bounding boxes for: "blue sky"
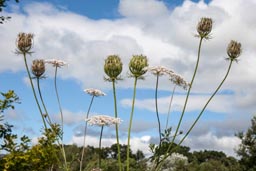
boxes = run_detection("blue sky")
[1,0,256,157]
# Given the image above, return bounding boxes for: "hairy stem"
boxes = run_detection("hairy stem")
[80,95,95,171]
[127,77,138,171]
[23,53,47,129]
[155,75,162,144]
[99,125,104,169]
[36,78,53,125]
[178,60,233,146]
[53,66,67,170]
[112,80,122,171]
[155,37,204,171]
[165,86,176,130]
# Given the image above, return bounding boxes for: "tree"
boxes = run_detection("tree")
[236,116,256,171]
[0,0,19,24]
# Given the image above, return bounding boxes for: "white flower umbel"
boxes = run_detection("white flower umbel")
[45,59,68,68]
[146,66,174,76]
[86,115,122,169]
[86,115,122,126]
[84,88,106,97]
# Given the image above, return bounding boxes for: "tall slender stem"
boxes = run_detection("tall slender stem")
[36,78,53,124]
[127,77,138,171]
[99,125,104,169]
[22,53,47,129]
[171,37,203,145]
[155,75,161,144]
[112,80,122,171]
[178,60,233,146]
[53,66,67,170]
[80,95,95,171]
[165,86,176,130]
[155,37,204,171]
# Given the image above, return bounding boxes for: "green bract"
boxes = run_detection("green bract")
[104,55,123,80]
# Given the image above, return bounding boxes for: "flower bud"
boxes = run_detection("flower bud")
[16,33,34,53]
[31,59,45,78]
[197,17,212,38]
[227,40,242,61]
[129,54,148,78]
[104,55,123,80]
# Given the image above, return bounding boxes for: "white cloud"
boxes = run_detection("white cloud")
[52,109,84,126]
[183,132,241,157]
[70,135,152,157]
[121,93,234,114]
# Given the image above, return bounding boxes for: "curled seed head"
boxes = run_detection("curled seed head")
[227,40,242,61]
[197,17,212,38]
[129,54,148,78]
[104,55,123,80]
[31,59,45,78]
[16,33,34,54]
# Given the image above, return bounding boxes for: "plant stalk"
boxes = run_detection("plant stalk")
[127,77,138,171]
[112,80,122,171]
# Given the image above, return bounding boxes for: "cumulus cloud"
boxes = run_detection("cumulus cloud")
[121,93,234,114]
[51,109,84,126]
[183,132,241,157]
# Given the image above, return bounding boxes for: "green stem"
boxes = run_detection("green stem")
[127,77,138,171]
[80,95,95,171]
[99,125,104,169]
[53,66,67,170]
[36,78,53,125]
[112,80,122,171]
[22,53,47,129]
[178,60,233,146]
[155,75,162,144]
[165,86,176,130]
[155,37,204,171]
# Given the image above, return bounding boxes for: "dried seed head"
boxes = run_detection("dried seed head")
[104,55,123,80]
[197,17,212,38]
[227,40,242,61]
[16,33,34,54]
[31,59,45,78]
[129,54,148,78]
[169,73,190,90]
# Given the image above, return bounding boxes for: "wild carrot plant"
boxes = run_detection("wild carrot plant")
[104,55,123,171]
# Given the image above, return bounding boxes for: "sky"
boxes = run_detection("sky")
[0,0,256,158]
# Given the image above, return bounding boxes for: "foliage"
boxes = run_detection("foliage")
[0,0,19,24]
[236,116,256,171]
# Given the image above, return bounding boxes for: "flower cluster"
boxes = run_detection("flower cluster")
[45,59,67,68]
[16,33,34,54]
[146,66,174,76]
[104,55,123,81]
[197,17,212,38]
[31,59,45,78]
[227,40,242,61]
[169,73,190,90]
[86,115,122,126]
[84,88,106,97]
